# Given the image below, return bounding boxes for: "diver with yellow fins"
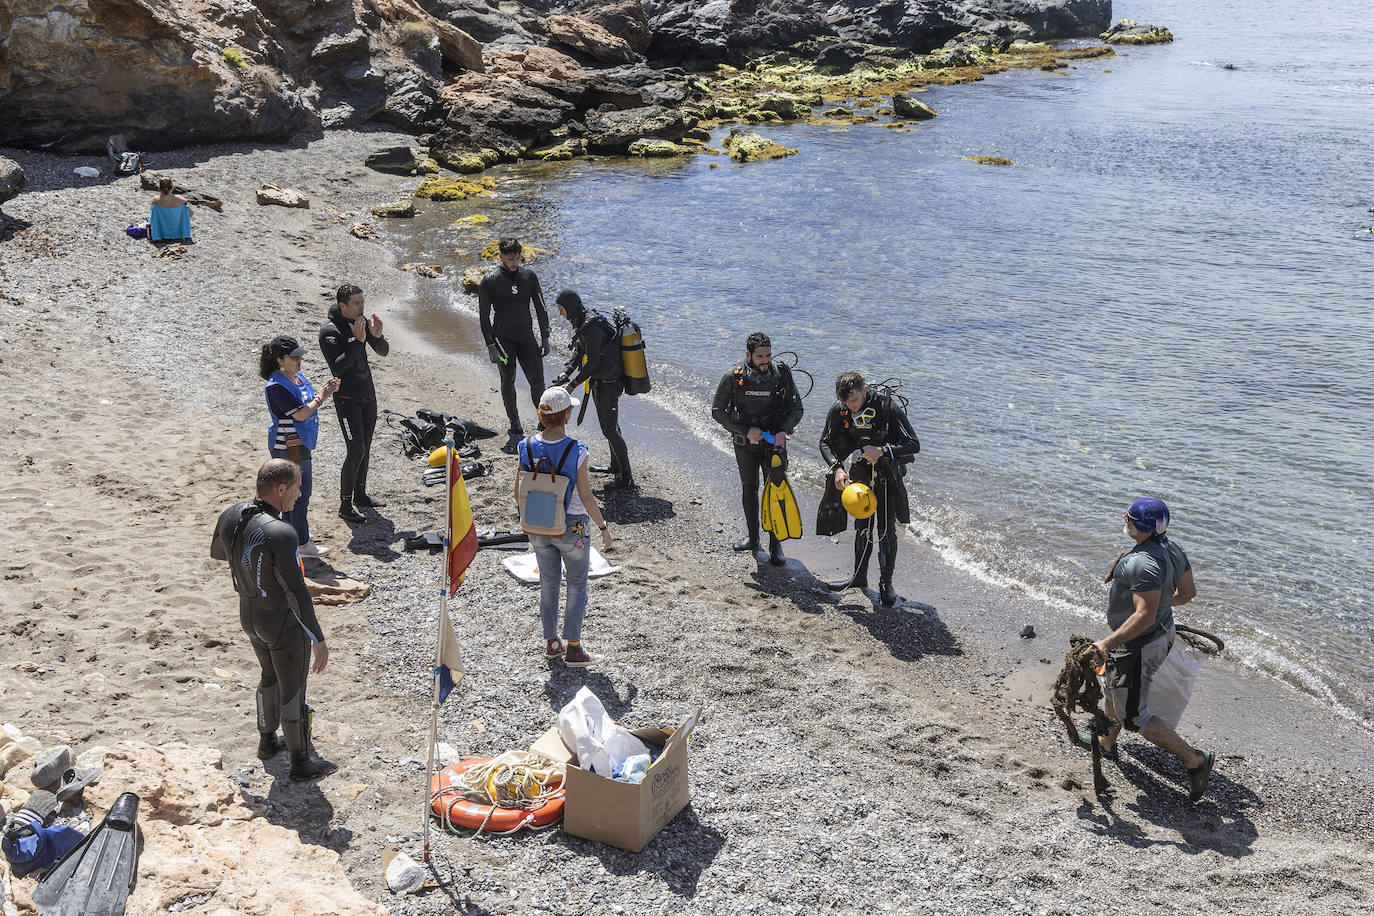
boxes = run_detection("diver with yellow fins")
[818,371,920,605]
[712,332,804,566]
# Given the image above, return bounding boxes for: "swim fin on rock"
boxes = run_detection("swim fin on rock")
[760,450,803,542]
[31,792,140,916]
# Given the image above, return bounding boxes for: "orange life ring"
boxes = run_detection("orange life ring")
[429,758,565,834]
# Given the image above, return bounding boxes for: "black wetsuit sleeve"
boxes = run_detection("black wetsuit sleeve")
[531,273,550,340]
[267,523,324,643]
[883,400,920,461]
[320,323,363,378]
[711,371,748,437]
[210,505,235,561]
[560,331,585,383]
[819,403,848,469]
[478,277,494,346]
[568,321,614,388]
[779,369,804,434]
[367,327,389,357]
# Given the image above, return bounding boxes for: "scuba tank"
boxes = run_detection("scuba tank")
[614,308,651,395]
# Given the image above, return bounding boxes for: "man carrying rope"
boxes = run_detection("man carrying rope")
[1091,498,1214,802]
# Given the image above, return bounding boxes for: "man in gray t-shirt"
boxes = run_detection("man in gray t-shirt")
[1091,497,1214,802]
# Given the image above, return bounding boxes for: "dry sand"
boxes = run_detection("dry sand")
[2,130,1372,915]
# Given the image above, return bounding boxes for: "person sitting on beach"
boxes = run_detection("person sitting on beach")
[148,177,191,243]
[513,387,613,668]
[259,335,340,558]
[1090,498,1214,802]
[210,459,336,781]
[479,238,551,454]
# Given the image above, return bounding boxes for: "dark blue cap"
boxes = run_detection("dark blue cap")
[1127,497,1169,535]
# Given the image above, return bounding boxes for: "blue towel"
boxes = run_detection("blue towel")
[149,203,191,241]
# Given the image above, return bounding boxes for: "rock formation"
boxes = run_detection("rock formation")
[0,1,1116,153]
[0,156,25,205]
[4,742,389,916]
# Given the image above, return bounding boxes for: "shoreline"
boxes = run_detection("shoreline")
[2,129,1373,913]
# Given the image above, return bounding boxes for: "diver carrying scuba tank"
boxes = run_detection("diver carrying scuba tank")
[711,332,804,566]
[818,371,920,605]
[552,290,637,491]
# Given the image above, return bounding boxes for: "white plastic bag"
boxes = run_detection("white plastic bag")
[556,686,648,777]
[73,166,100,178]
[1150,639,1206,729]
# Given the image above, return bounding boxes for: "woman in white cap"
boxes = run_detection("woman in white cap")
[260,335,339,557]
[514,386,613,666]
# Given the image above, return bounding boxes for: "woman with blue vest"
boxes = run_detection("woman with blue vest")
[260,336,340,558]
[513,387,613,667]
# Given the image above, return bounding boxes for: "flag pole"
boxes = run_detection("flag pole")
[422,436,455,863]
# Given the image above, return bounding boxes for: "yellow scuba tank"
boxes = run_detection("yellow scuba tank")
[615,309,651,395]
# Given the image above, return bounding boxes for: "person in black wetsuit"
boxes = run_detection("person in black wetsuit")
[211,459,336,781]
[819,371,920,605]
[551,289,634,491]
[478,238,551,452]
[319,284,389,523]
[711,332,803,566]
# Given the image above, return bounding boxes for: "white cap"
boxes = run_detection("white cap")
[539,386,579,412]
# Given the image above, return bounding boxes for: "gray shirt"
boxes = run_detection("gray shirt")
[1106,538,1174,651]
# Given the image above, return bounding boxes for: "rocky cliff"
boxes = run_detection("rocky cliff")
[0,0,1111,152]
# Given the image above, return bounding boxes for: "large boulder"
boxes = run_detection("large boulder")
[584,105,687,153]
[439,72,578,156]
[722,127,797,163]
[573,0,653,52]
[1101,18,1174,45]
[0,155,25,204]
[546,14,636,64]
[891,92,936,119]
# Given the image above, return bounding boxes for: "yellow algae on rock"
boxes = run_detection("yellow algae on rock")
[722,128,797,163]
[967,156,1014,165]
[414,177,496,201]
[452,214,490,226]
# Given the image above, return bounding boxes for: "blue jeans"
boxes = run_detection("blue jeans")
[529,514,590,641]
[271,453,312,546]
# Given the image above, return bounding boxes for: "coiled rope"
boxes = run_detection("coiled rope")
[430,751,566,839]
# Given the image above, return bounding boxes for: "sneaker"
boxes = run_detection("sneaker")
[563,644,598,668]
[297,541,329,558]
[543,639,565,659]
[31,746,73,789]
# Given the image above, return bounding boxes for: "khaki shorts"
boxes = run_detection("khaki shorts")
[1105,633,1170,732]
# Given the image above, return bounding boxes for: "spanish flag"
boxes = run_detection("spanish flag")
[447,452,478,594]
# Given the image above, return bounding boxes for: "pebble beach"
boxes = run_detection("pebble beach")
[2,129,1373,915]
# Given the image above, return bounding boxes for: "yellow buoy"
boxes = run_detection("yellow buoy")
[841,482,877,519]
[428,446,449,468]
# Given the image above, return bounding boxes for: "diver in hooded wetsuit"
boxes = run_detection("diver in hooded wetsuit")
[552,289,635,491]
[820,371,920,605]
[211,458,336,781]
[711,331,803,566]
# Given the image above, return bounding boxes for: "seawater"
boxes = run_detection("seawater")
[389,0,1374,726]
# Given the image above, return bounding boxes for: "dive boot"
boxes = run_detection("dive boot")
[604,475,637,492]
[879,579,900,606]
[256,732,284,760]
[733,536,761,552]
[767,537,785,567]
[338,500,367,523]
[352,493,386,508]
[283,719,336,781]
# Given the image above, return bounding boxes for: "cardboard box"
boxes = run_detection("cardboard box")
[531,709,700,852]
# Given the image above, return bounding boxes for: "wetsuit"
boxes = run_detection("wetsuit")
[557,310,631,481]
[711,361,803,549]
[478,265,550,435]
[819,389,920,592]
[211,499,324,757]
[318,305,388,504]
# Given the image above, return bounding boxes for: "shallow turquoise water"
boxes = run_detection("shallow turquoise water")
[392,0,1374,725]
